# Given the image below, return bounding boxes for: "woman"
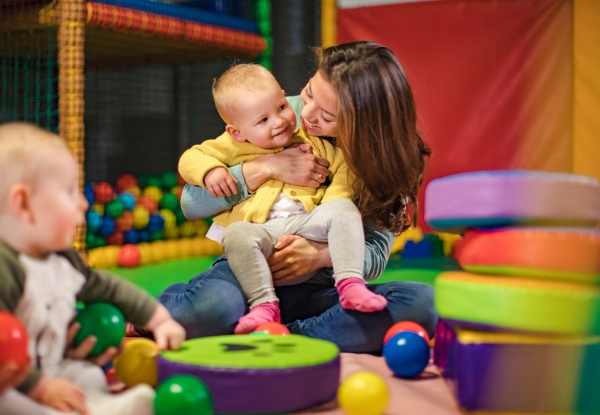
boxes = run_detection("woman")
[158,41,436,354]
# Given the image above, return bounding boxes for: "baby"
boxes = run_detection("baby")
[0,122,186,415]
[179,64,387,334]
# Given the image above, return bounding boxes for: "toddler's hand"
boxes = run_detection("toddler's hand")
[34,378,87,414]
[205,167,238,198]
[145,304,186,351]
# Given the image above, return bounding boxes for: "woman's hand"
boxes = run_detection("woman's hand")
[64,322,121,367]
[242,144,329,191]
[268,235,333,286]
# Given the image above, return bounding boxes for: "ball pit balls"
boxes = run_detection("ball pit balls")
[253,322,291,336]
[383,331,430,379]
[84,183,95,206]
[133,206,150,229]
[0,311,29,366]
[86,210,103,232]
[161,171,178,190]
[160,209,176,230]
[160,192,179,211]
[154,375,213,415]
[124,229,139,244]
[146,177,163,189]
[74,302,126,356]
[138,230,150,243]
[118,192,136,211]
[118,244,141,268]
[116,174,138,193]
[106,231,124,246]
[125,185,141,197]
[147,215,166,232]
[86,233,105,249]
[94,181,114,204]
[114,338,159,388]
[98,217,116,236]
[143,186,163,202]
[138,195,158,214]
[383,321,430,345]
[337,371,389,415]
[91,203,105,216]
[105,199,125,218]
[116,211,134,232]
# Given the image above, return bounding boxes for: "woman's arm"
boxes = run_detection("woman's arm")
[268,225,395,285]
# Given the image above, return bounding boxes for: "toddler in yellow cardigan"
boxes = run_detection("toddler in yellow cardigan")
[179,64,386,334]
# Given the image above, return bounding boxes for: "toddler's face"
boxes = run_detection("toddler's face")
[28,149,88,256]
[231,80,297,149]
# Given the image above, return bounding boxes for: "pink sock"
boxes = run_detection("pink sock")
[234,301,281,334]
[337,278,387,312]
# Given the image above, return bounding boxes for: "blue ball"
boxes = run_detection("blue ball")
[123,229,139,244]
[85,210,103,232]
[98,217,116,237]
[137,230,150,243]
[84,184,95,206]
[383,331,430,379]
[118,192,136,211]
[147,214,165,232]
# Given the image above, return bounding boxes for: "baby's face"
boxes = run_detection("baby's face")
[231,80,297,149]
[28,149,88,256]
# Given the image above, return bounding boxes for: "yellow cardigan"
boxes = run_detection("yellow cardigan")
[178,128,355,226]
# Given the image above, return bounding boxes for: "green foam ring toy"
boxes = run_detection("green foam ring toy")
[154,375,213,415]
[73,302,126,356]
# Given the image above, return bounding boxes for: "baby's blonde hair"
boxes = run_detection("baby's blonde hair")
[212,63,276,124]
[0,122,70,212]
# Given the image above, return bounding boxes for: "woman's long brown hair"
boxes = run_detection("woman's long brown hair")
[317,41,431,234]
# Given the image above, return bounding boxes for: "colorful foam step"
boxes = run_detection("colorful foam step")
[454,227,600,284]
[435,271,600,335]
[425,170,600,232]
[158,335,340,414]
[433,321,600,413]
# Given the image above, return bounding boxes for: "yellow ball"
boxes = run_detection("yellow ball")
[143,186,163,202]
[133,206,150,229]
[114,338,159,388]
[159,209,177,230]
[137,243,153,265]
[124,185,141,197]
[178,239,194,258]
[163,225,180,240]
[337,371,389,415]
[195,220,209,237]
[179,221,197,238]
[90,203,105,216]
[150,240,167,263]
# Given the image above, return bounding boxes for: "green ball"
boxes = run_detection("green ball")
[160,193,179,211]
[146,176,162,188]
[149,230,163,241]
[161,172,178,190]
[174,207,187,225]
[73,302,126,356]
[105,199,125,218]
[86,234,105,249]
[138,174,150,188]
[154,375,213,415]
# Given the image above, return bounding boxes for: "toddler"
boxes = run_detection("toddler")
[178,64,387,334]
[0,122,186,415]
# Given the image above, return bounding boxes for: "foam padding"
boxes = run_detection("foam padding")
[158,335,340,414]
[433,321,600,413]
[435,271,600,335]
[454,228,600,284]
[425,170,600,232]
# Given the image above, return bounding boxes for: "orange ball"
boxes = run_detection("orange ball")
[138,195,158,214]
[383,321,430,345]
[116,211,134,232]
[253,322,291,336]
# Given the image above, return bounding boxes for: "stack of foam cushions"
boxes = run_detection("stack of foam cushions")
[425,171,600,413]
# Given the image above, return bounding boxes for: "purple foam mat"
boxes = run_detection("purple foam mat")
[158,355,340,414]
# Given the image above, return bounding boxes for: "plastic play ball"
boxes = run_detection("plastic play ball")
[86,233,105,249]
[90,203,105,216]
[161,171,178,190]
[383,331,430,379]
[0,311,29,366]
[85,210,103,232]
[105,231,125,246]
[138,195,158,214]
[118,244,141,268]
[146,177,163,189]
[133,206,150,229]
[118,192,136,211]
[337,371,389,415]
[105,199,125,218]
[159,209,176,230]
[174,207,187,225]
[114,338,159,388]
[154,375,213,415]
[138,230,150,243]
[116,174,138,193]
[143,186,163,203]
[160,193,179,211]
[383,321,430,345]
[98,217,116,237]
[253,322,291,336]
[116,211,134,233]
[125,185,141,197]
[94,182,115,204]
[124,229,139,244]
[73,302,126,356]
[84,183,95,206]
[147,214,165,232]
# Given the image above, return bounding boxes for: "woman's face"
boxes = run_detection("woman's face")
[300,71,338,137]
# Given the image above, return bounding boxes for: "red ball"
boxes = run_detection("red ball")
[383,321,430,345]
[94,182,115,204]
[118,244,141,268]
[253,322,291,336]
[0,311,29,366]
[105,232,125,246]
[116,174,138,193]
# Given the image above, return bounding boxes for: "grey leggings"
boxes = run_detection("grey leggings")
[222,198,365,308]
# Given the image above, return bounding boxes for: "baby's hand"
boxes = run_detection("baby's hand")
[205,167,238,198]
[34,378,87,414]
[145,304,186,351]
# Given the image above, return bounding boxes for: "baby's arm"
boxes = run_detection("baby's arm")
[204,167,238,198]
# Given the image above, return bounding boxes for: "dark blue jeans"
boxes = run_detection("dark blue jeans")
[157,257,437,354]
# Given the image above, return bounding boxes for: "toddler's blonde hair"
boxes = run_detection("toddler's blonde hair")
[0,122,70,212]
[212,63,276,124]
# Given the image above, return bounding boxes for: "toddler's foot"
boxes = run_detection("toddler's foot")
[234,301,281,334]
[337,278,387,312]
